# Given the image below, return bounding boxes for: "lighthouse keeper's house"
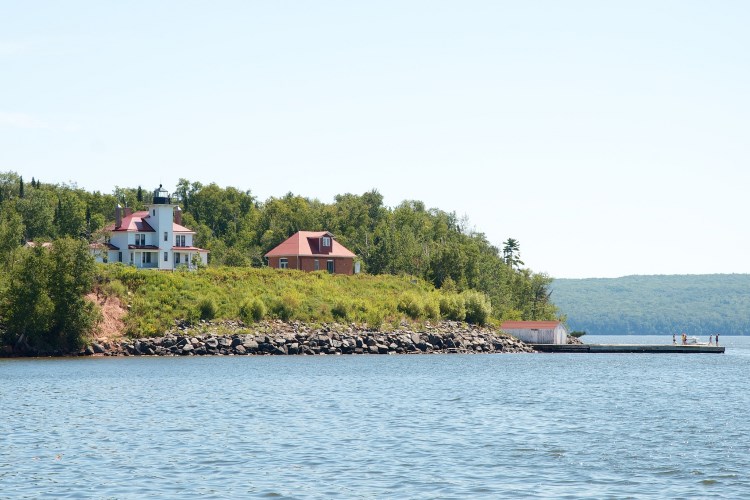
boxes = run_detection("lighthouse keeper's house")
[92,185,208,269]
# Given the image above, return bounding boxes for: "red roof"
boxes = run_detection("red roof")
[107,211,195,234]
[265,231,356,258]
[89,242,120,250]
[501,321,564,330]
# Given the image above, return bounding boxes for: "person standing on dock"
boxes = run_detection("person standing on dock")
[709,335,713,345]
[673,334,676,345]
[716,333,720,346]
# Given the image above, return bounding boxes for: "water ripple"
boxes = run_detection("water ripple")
[2,339,750,498]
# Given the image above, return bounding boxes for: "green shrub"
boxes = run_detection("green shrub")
[239,297,266,323]
[365,307,385,331]
[198,298,218,321]
[423,295,440,320]
[463,290,491,325]
[331,301,349,321]
[271,293,300,321]
[102,279,128,300]
[397,293,424,320]
[439,294,466,322]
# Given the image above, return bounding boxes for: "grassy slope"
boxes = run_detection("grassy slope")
[551,274,750,335]
[99,265,451,337]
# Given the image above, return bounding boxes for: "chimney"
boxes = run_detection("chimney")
[174,206,182,226]
[115,204,122,229]
[124,207,133,217]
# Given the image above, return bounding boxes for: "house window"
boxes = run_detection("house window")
[322,236,331,247]
[327,260,334,273]
[130,252,134,263]
[164,252,168,262]
[152,209,156,216]
[136,234,146,246]
[118,252,122,263]
[279,258,288,269]
[142,252,152,264]
[164,231,168,242]
[314,259,319,271]
[175,234,186,247]
[175,253,181,264]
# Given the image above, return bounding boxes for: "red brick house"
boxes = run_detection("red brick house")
[264,231,356,275]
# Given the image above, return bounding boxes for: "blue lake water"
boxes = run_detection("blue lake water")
[2,336,750,498]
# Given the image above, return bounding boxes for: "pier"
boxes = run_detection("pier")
[531,344,725,354]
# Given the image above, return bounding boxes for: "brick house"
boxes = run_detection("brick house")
[264,231,356,275]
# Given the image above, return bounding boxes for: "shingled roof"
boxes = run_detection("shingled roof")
[264,231,356,258]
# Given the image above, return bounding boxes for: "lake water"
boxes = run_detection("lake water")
[2,336,750,498]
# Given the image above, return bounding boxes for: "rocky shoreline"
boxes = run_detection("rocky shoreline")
[3,320,536,357]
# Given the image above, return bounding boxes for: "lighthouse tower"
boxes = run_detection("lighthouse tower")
[148,184,176,270]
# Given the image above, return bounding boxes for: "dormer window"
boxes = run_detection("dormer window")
[322,236,331,247]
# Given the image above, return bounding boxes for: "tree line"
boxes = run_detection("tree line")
[0,170,559,351]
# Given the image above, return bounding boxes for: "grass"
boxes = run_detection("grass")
[97,265,490,337]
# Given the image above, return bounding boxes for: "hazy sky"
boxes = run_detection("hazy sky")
[2,1,748,278]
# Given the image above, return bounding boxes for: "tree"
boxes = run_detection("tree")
[19,176,24,199]
[48,238,99,349]
[0,206,25,267]
[136,185,143,202]
[2,247,54,350]
[1,238,98,352]
[502,238,524,269]
[54,191,87,238]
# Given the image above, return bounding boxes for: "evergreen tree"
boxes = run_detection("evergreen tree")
[19,176,24,199]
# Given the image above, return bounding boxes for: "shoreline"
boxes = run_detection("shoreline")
[1,320,535,358]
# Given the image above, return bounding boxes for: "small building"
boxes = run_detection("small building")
[92,185,208,269]
[264,231,356,275]
[501,321,569,345]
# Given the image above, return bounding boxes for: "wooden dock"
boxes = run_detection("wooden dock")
[531,344,725,354]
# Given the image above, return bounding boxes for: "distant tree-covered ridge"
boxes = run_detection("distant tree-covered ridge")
[551,274,750,335]
[0,170,561,351]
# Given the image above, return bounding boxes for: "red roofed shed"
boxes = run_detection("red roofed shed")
[265,231,356,274]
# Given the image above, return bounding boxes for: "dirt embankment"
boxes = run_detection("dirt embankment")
[85,291,127,344]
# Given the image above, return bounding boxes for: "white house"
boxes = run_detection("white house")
[500,321,569,345]
[92,185,208,269]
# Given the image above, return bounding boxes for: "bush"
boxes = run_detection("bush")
[102,279,128,300]
[397,293,424,320]
[366,308,385,331]
[439,294,466,322]
[331,301,349,321]
[463,290,491,325]
[271,293,301,321]
[423,295,440,320]
[198,298,218,321]
[239,297,266,323]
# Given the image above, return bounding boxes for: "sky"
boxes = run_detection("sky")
[1,1,748,279]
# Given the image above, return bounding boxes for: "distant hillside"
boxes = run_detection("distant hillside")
[551,274,750,335]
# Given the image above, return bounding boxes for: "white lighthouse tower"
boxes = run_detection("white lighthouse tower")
[148,184,176,270]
